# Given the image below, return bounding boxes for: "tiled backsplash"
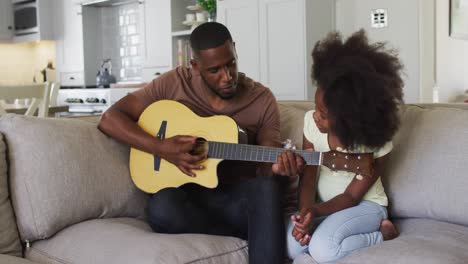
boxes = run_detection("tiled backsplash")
[101,3,142,82]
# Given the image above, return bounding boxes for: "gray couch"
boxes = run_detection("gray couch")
[1,101,468,264]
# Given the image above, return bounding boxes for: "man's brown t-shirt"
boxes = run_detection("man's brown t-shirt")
[133,67,280,181]
[133,67,280,147]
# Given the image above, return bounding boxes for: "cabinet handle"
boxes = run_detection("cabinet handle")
[70,77,75,80]
[154,72,161,76]
[7,26,12,30]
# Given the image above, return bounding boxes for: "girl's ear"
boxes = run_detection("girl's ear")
[232,42,238,58]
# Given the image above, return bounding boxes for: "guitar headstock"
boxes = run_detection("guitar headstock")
[321,150,373,177]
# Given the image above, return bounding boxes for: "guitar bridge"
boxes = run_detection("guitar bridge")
[153,120,167,171]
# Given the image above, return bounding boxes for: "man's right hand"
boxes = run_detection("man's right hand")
[158,135,207,177]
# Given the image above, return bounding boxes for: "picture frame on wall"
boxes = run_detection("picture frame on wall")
[450,0,468,39]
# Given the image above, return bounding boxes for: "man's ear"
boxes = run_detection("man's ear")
[190,59,199,72]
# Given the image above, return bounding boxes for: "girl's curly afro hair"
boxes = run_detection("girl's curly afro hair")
[312,29,404,149]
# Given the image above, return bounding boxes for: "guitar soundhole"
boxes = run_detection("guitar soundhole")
[190,137,208,156]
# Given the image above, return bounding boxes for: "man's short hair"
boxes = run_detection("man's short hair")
[190,22,233,52]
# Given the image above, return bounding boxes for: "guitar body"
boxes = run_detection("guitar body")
[129,100,239,193]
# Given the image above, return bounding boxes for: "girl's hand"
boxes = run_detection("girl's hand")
[291,208,315,246]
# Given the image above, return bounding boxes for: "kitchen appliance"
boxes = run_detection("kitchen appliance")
[96,59,117,88]
[13,0,38,36]
[57,87,141,114]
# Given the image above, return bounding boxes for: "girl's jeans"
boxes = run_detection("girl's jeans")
[287,201,388,263]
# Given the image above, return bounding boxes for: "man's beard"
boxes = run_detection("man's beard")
[200,74,237,100]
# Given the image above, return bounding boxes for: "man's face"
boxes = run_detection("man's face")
[191,40,239,99]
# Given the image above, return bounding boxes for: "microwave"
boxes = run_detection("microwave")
[13,1,38,36]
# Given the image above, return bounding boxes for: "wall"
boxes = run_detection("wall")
[0,41,55,85]
[335,0,434,103]
[436,0,468,102]
[306,0,336,99]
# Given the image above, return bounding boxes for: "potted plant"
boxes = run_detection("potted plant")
[197,0,216,21]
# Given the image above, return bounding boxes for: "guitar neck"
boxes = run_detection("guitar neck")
[207,141,321,165]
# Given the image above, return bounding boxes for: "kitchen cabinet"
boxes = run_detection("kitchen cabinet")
[217,0,334,100]
[54,0,85,86]
[12,0,55,43]
[140,0,171,70]
[169,0,200,69]
[217,0,261,82]
[140,0,202,81]
[0,0,14,41]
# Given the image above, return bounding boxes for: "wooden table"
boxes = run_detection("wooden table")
[3,104,69,117]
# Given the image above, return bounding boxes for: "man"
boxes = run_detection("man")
[98,22,303,264]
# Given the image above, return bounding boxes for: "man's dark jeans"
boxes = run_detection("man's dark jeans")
[147,176,286,264]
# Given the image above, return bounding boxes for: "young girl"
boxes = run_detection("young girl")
[286,30,404,263]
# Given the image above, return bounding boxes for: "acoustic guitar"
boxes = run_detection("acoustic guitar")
[129,100,373,193]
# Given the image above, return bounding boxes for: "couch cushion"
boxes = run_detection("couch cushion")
[0,254,37,264]
[337,218,468,264]
[0,133,22,257]
[278,101,313,149]
[0,114,148,242]
[278,101,314,216]
[293,218,468,264]
[384,105,468,226]
[26,218,248,264]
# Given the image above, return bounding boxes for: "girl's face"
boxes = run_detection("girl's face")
[313,88,331,133]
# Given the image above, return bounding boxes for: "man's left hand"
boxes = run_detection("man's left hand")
[272,151,305,177]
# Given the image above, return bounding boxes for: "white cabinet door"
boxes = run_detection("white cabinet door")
[0,0,13,41]
[55,0,84,74]
[140,0,171,68]
[259,0,306,100]
[217,0,261,82]
[218,0,306,100]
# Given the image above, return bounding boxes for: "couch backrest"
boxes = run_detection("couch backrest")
[0,134,22,257]
[0,114,148,242]
[278,101,313,149]
[384,104,468,226]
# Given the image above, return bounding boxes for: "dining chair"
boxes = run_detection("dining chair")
[0,83,51,118]
[48,82,61,107]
